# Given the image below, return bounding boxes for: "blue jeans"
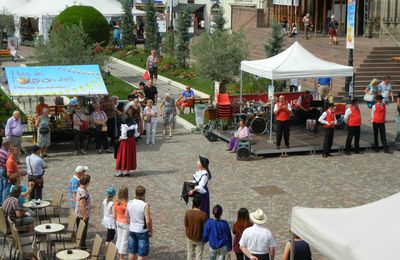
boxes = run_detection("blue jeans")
[210,246,227,260]
[128,231,149,257]
[0,169,10,204]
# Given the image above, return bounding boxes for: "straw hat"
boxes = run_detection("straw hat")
[250,209,268,224]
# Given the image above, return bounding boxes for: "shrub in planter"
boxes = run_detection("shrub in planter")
[53,6,110,45]
[125,44,134,52]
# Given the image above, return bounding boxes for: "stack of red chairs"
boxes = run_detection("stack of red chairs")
[217,94,231,119]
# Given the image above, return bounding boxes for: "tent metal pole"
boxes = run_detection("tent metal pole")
[240,70,243,114]
[269,79,274,143]
[290,232,295,260]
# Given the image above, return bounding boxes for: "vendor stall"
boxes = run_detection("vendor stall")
[4,64,108,140]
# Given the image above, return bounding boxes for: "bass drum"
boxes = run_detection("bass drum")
[250,117,267,135]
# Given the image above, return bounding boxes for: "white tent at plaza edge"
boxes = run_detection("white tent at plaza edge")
[291,192,400,260]
[11,0,145,40]
[239,41,353,141]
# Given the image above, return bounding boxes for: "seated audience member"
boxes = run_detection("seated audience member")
[2,186,35,228]
[176,86,195,114]
[227,120,249,153]
[288,23,298,37]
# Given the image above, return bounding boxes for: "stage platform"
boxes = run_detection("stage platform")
[213,125,379,157]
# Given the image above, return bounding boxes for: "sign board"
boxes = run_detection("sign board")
[268,85,274,100]
[273,0,298,6]
[157,13,167,33]
[346,0,356,49]
[214,81,220,101]
[5,65,108,97]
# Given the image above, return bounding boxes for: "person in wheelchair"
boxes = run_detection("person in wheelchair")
[226,119,250,153]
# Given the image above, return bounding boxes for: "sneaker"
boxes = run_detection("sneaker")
[80,150,87,155]
[151,142,155,145]
[106,149,113,153]
[115,171,122,177]
[73,151,78,156]
[145,142,150,145]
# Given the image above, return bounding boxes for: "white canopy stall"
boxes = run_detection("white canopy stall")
[11,0,145,40]
[291,192,400,260]
[239,41,354,141]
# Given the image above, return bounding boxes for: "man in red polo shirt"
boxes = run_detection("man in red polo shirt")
[371,95,392,154]
[274,95,292,149]
[318,103,337,157]
[344,98,362,155]
[6,146,25,180]
[296,90,318,125]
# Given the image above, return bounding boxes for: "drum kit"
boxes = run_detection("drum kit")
[234,101,274,135]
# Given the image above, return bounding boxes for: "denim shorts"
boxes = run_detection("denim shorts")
[128,231,149,256]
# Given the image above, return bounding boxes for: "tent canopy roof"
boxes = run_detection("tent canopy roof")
[240,41,353,80]
[12,0,145,17]
[291,192,400,260]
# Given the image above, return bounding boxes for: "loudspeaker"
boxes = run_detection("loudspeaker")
[203,122,219,142]
[237,139,251,161]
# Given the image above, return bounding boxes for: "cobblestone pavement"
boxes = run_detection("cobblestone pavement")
[21,114,399,259]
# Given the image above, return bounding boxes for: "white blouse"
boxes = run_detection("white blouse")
[192,169,209,194]
[120,124,139,140]
[102,199,116,229]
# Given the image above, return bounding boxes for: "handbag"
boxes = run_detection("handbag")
[76,113,89,132]
[143,115,151,122]
[363,93,374,102]
[28,156,44,189]
[142,70,150,80]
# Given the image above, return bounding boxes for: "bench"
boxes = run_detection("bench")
[185,97,210,113]
[0,49,10,56]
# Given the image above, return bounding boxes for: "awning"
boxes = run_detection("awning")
[5,65,108,96]
[173,3,205,13]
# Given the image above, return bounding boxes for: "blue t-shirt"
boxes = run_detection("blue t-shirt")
[318,78,332,85]
[10,184,27,207]
[69,176,80,209]
[182,90,194,100]
[113,28,121,40]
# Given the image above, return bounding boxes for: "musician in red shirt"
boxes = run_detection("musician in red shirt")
[296,90,319,125]
[318,103,337,157]
[343,98,362,155]
[274,95,292,149]
[370,95,392,153]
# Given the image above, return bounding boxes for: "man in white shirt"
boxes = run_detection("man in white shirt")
[289,79,299,92]
[26,145,47,200]
[199,19,205,31]
[378,76,394,105]
[240,209,276,260]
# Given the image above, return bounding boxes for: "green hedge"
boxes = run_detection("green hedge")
[53,6,110,45]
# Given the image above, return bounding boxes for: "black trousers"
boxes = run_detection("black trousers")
[345,126,360,153]
[29,187,42,200]
[73,130,85,151]
[276,120,290,147]
[94,129,109,150]
[245,253,269,260]
[296,109,320,125]
[323,128,334,155]
[373,123,389,151]
[77,217,89,249]
[107,118,118,146]
[235,252,245,260]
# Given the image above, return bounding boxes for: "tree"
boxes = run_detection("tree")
[162,29,174,58]
[211,7,226,33]
[34,23,107,66]
[144,0,160,51]
[0,14,15,37]
[53,5,110,45]
[192,30,249,83]
[264,22,285,57]
[175,8,192,67]
[118,0,136,47]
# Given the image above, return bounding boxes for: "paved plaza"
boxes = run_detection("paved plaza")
[27,115,399,259]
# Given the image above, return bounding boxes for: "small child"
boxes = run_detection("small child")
[113,186,129,260]
[102,186,117,247]
[288,23,298,38]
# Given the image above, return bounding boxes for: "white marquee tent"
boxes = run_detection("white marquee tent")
[291,192,400,260]
[239,41,354,140]
[8,0,145,40]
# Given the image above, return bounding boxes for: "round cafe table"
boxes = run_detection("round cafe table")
[23,200,51,222]
[35,223,64,252]
[56,249,90,260]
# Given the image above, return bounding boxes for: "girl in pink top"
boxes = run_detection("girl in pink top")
[113,186,129,259]
[227,119,250,153]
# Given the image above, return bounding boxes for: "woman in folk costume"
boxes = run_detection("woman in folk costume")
[188,156,212,217]
[115,118,139,177]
